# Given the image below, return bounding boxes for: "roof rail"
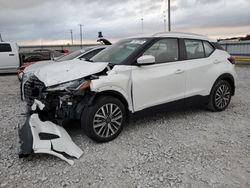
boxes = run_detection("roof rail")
[152,32,206,37]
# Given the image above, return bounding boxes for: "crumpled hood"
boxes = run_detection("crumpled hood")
[34,59,108,87]
[24,60,53,74]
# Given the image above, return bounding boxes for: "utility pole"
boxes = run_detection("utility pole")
[168,0,171,32]
[70,29,73,45]
[79,24,83,49]
[163,11,167,32]
[140,3,144,34]
[0,33,3,42]
[141,18,144,34]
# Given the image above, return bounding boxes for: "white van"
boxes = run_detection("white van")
[0,42,20,73]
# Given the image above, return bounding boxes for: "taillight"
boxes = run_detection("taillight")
[228,56,235,64]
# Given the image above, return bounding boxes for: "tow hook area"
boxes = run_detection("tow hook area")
[18,101,83,165]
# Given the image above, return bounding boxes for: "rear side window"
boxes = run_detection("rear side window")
[203,41,214,56]
[143,38,179,63]
[184,39,205,59]
[212,42,224,50]
[0,43,12,52]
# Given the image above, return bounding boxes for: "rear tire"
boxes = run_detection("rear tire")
[207,80,232,112]
[81,96,126,142]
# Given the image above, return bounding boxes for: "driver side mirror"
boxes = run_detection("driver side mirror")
[137,55,155,65]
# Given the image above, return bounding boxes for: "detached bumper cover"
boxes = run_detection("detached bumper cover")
[19,113,83,165]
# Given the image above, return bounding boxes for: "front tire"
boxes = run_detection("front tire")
[81,96,126,142]
[208,80,232,111]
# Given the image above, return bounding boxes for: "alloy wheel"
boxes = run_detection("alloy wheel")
[214,84,231,109]
[93,103,123,138]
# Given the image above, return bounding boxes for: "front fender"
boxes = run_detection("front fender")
[90,65,133,111]
[91,84,133,112]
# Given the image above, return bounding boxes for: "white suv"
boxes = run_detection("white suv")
[22,32,236,142]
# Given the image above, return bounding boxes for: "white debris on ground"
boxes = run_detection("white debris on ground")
[29,113,83,165]
[31,99,45,111]
[0,66,250,187]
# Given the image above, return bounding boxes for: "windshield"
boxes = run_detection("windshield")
[56,50,85,62]
[91,38,149,64]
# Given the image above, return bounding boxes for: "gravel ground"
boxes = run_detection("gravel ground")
[0,65,249,188]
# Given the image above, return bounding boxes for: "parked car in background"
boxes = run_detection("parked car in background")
[32,49,69,60]
[18,46,106,80]
[21,32,236,145]
[21,49,69,63]
[55,49,70,56]
[0,42,21,73]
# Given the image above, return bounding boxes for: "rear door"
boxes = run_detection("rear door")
[132,38,186,111]
[0,43,19,69]
[183,39,216,98]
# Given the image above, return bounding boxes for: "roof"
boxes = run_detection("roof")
[0,41,17,44]
[127,32,216,42]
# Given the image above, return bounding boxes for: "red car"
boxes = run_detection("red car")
[17,49,70,80]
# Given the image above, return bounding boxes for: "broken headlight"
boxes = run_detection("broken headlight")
[46,79,91,92]
[22,72,34,83]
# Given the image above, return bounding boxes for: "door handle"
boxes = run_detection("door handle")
[213,59,220,64]
[9,54,15,56]
[175,69,184,74]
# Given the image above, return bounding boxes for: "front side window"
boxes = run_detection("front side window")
[91,38,149,65]
[184,39,205,59]
[143,38,179,63]
[0,44,12,52]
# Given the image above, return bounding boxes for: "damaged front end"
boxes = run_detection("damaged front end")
[19,61,110,164]
[19,75,95,165]
[22,75,92,122]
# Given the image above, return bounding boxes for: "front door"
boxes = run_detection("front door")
[132,38,186,111]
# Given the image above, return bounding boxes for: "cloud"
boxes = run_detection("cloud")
[0,0,49,10]
[173,0,250,28]
[0,0,249,45]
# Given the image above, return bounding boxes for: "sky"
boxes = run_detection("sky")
[0,0,249,45]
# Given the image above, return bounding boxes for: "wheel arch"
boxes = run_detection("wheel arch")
[94,90,131,116]
[211,73,235,96]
